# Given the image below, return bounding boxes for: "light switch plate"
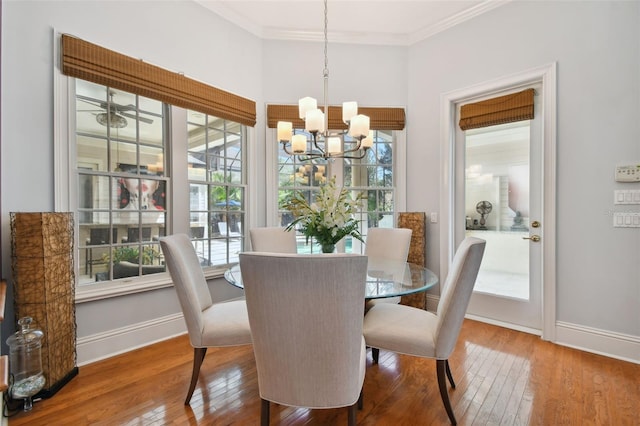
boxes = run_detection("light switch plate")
[613,212,640,227]
[614,189,640,204]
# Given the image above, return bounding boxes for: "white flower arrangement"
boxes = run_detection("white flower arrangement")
[283,176,363,252]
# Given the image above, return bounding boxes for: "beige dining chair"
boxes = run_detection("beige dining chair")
[160,233,253,404]
[249,226,298,253]
[239,252,368,426]
[364,227,412,308]
[363,236,486,425]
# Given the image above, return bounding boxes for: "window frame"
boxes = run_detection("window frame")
[54,62,252,303]
[187,111,248,268]
[265,123,407,244]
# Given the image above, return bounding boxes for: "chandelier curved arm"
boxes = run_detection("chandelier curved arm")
[330,148,369,160]
[310,131,327,156]
[281,141,327,160]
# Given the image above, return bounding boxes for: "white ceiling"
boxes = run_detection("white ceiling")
[195,0,511,46]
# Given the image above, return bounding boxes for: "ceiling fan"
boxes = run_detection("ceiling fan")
[78,89,154,128]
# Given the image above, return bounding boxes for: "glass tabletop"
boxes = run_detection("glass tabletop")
[224,256,438,300]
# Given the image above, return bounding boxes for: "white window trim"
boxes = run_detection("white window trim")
[53,31,246,303]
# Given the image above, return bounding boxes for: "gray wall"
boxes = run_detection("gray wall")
[0,0,262,352]
[1,1,638,361]
[407,0,639,336]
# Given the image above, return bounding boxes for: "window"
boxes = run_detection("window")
[267,104,405,250]
[57,34,255,297]
[276,128,400,254]
[71,80,248,290]
[76,80,167,284]
[187,111,246,266]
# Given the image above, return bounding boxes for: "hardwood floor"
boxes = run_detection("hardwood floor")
[8,319,639,425]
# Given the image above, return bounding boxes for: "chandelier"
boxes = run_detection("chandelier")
[277,0,372,161]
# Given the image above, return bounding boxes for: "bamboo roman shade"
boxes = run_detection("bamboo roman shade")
[459,88,534,131]
[61,34,256,126]
[267,104,405,130]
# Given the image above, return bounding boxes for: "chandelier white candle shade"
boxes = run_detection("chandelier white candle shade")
[277,121,293,141]
[362,131,374,149]
[348,114,370,139]
[292,134,307,153]
[277,0,371,161]
[342,101,358,123]
[299,97,317,119]
[327,137,341,153]
[305,109,325,133]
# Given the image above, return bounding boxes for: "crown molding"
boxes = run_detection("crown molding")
[196,0,511,47]
[409,0,511,45]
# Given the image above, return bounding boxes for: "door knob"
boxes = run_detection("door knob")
[523,235,540,242]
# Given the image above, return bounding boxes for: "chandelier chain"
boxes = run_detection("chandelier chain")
[323,0,329,78]
[276,0,371,161]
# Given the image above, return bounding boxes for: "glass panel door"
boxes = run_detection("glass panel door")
[455,86,543,333]
[465,121,531,299]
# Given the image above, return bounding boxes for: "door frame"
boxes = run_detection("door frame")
[439,63,557,341]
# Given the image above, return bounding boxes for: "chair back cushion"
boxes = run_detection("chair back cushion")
[239,252,368,409]
[249,227,298,253]
[160,234,213,346]
[365,227,412,262]
[435,237,486,358]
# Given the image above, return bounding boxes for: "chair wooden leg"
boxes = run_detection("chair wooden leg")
[261,398,270,426]
[185,347,207,405]
[437,359,457,425]
[348,402,357,426]
[445,359,456,388]
[372,347,380,363]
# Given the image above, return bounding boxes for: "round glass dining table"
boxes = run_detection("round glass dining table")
[224,256,438,300]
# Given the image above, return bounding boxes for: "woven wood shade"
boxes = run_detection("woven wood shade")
[267,104,405,130]
[459,88,534,131]
[61,34,256,126]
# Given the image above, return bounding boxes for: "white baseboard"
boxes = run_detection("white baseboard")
[555,321,640,364]
[76,313,187,366]
[76,308,639,368]
[465,313,542,336]
[463,312,639,364]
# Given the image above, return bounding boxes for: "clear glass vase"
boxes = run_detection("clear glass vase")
[6,317,45,412]
[321,243,335,253]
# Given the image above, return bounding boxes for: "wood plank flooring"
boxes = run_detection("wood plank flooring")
[8,319,639,425]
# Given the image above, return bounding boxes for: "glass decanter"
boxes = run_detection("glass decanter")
[6,317,46,411]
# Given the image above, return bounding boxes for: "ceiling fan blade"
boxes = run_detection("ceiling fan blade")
[119,111,154,124]
[116,104,137,112]
[98,101,136,112]
[78,98,101,108]
[79,97,132,113]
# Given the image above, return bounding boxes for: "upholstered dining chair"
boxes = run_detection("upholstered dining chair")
[160,234,252,405]
[239,252,368,426]
[364,227,412,308]
[363,236,486,425]
[249,226,298,253]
